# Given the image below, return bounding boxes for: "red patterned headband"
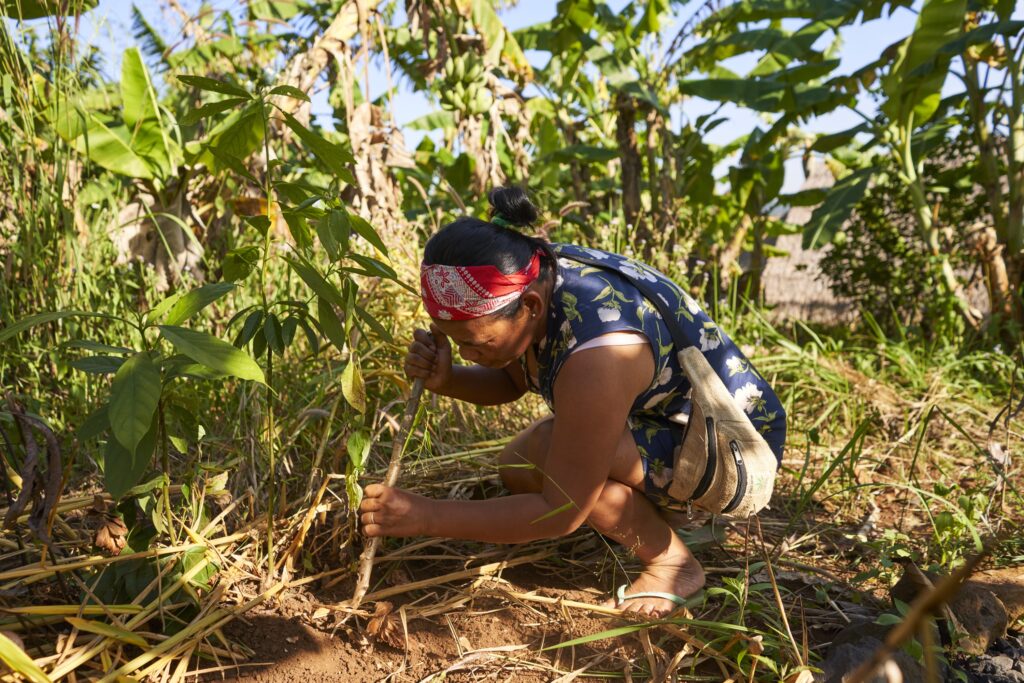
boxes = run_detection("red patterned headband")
[420,251,542,321]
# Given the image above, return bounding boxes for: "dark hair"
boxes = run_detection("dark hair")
[423,187,555,319]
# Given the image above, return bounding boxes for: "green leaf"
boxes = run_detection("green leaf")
[77,404,110,441]
[105,417,156,500]
[347,429,371,470]
[177,74,251,99]
[316,297,347,352]
[354,305,393,344]
[881,0,966,127]
[543,623,656,650]
[406,110,456,131]
[461,0,532,78]
[285,257,345,307]
[298,318,320,356]
[680,77,785,112]
[279,112,356,184]
[71,356,125,374]
[316,212,341,260]
[163,283,236,326]
[208,147,260,185]
[529,501,576,524]
[802,167,872,249]
[347,253,398,280]
[875,613,903,626]
[223,245,260,281]
[0,311,122,343]
[63,339,133,354]
[146,291,183,326]
[263,314,283,355]
[159,326,265,383]
[181,97,248,126]
[0,630,50,683]
[69,116,155,179]
[341,358,366,413]
[544,144,618,164]
[65,617,148,648]
[234,310,264,348]
[121,46,176,177]
[281,316,298,347]
[243,215,271,236]
[640,0,670,33]
[282,211,313,250]
[345,212,388,256]
[161,355,229,381]
[109,353,162,455]
[198,102,264,172]
[269,84,310,101]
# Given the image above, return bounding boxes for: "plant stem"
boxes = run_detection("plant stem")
[258,94,277,584]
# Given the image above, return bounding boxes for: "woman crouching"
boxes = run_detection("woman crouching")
[358,187,786,617]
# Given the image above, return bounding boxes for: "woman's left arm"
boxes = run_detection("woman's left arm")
[361,343,655,542]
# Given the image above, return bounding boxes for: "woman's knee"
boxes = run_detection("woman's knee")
[498,417,553,493]
[586,479,633,531]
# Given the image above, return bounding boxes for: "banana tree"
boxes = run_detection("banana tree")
[947,5,1024,327]
[52,46,199,291]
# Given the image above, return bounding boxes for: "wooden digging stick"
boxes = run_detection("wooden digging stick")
[350,377,426,611]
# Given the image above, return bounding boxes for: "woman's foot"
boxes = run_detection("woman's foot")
[602,533,706,617]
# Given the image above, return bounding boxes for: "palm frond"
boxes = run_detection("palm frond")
[130,4,168,72]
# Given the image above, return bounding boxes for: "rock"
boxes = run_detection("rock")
[965,654,1024,682]
[992,655,1015,672]
[974,568,1024,622]
[823,623,925,683]
[952,583,1010,655]
[891,564,1009,655]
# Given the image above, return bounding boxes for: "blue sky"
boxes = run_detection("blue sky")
[63,1,1000,191]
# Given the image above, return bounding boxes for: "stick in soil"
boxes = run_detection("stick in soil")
[350,378,425,612]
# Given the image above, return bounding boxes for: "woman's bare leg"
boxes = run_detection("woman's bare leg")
[499,418,705,616]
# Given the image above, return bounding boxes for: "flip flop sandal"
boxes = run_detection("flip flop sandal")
[615,583,688,609]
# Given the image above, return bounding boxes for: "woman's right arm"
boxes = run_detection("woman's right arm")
[404,325,526,405]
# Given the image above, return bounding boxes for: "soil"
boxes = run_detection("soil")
[209,564,646,682]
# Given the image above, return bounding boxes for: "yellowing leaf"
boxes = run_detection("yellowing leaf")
[0,631,51,683]
[65,617,148,648]
[341,357,366,413]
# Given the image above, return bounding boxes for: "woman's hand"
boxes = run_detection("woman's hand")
[359,484,432,538]
[403,324,452,393]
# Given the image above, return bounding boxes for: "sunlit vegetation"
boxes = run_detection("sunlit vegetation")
[0,0,1021,680]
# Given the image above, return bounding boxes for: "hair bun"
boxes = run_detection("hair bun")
[488,186,538,227]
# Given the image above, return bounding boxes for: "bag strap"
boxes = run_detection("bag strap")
[561,252,691,352]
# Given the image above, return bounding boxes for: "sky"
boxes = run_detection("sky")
[37,1,1019,192]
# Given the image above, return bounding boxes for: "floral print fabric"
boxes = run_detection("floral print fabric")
[530,244,786,501]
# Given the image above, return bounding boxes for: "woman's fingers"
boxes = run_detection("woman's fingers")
[412,328,436,349]
[408,340,437,362]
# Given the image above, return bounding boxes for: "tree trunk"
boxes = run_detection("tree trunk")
[1005,41,1024,326]
[974,225,1013,319]
[659,112,675,229]
[564,122,587,209]
[963,60,1007,239]
[718,213,752,292]
[615,92,645,250]
[748,217,765,304]
[645,107,661,231]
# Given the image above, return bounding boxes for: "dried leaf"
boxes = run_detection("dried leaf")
[366,601,403,649]
[94,516,129,555]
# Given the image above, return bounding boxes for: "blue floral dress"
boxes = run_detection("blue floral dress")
[527,244,786,506]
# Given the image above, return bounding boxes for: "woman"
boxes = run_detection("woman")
[358,187,786,616]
